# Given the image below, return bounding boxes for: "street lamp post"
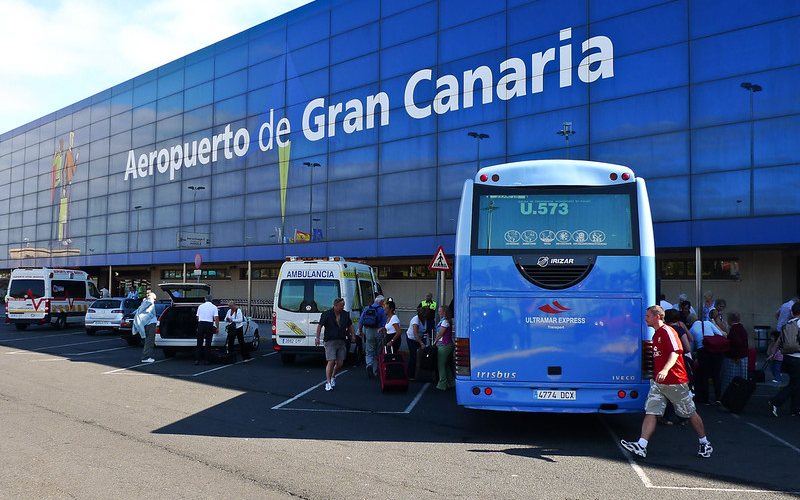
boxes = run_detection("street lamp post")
[134,205,142,252]
[187,185,205,233]
[557,122,576,158]
[741,82,762,216]
[467,131,490,170]
[303,161,320,237]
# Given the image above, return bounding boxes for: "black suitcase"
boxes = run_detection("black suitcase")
[206,349,237,364]
[721,376,756,413]
[415,345,438,382]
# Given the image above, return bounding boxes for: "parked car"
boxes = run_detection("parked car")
[119,300,171,346]
[154,283,260,358]
[85,298,141,335]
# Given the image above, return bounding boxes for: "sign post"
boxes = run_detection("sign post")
[194,253,202,283]
[428,245,451,323]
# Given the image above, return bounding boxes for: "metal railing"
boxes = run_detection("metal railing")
[218,298,274,323]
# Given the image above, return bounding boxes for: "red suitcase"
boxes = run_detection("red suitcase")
[378,344,408,392]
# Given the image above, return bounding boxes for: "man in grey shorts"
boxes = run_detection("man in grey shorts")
[621,305,713,459]
[315,297,355,392]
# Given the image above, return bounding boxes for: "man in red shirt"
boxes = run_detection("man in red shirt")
[621,305,713,459]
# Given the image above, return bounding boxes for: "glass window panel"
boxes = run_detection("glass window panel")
[248,55,286,90]
[110,131,132,155]
[381,3,436,49]
[245,190,281,218]
[249,27,286,65]
[157,93,183,121]
[110,90,133,115]
[211,196,244,222]
[185,58,214,88]
[331,23,378,64]
[286,68,328,107]
[757,115,800,168]
[107,232,128,253]
[214,70,247,101]
[157,70,184,98]
[184,82,214,111]
[55,115,72,137]
[245,164,280,193]
[214,95,247,125]
[106,212,126,232]
[592,132,689,179]
[331,53,378,93]
[155,181,181,206]
[132,104,156,129]
[87,215,107,235]
[156,115,183,142]
[287,40,329,79]
[328,207,377,239]
[247,82,285,117]
[133,80,157,107]
[437,198,460,234]
[89,138,109,160]
[110,111,131,135]
[380,135,436,174]
[378,105,437,142]
[332,0,378,33]
[690,0,800,38]
[329,176,376,210]
[287,11,329,51]
[592,2,686,59]
[132,124,155,149]
[154,204,180,229]
[438,162,475,200]
[38,121,55,141]
[73,107,91,129]
[327,145,376,181]
[380,168,435,203]
[211,218,243,245]
[215,45,248,78]
[91,100,111,123]
[380,35,436,80]
[381,0,428,17]
[591,45,688,103]
[440,14,505,64]
[590,88,688,143]
[440,0,505,29]
[379,201,435,238]
[691,123,749,174]
[691,18,800,84]
[642,176,690,222]
[691,170,749,219]
[754,164,800,216]
[508,0,588,45]
[183,105,213,134]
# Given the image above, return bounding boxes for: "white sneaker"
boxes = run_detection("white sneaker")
[330,377,336,388]
[620,439,647,458]
[325,382,332,391]
[141,358,155,363]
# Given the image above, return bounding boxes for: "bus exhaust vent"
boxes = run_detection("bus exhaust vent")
[514,255,595,290]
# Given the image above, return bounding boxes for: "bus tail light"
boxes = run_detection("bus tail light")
[271,311,277,335]
[44,299,50,313]
[641,340,654,380]
[455,337,470,376]
[479,174,488,182]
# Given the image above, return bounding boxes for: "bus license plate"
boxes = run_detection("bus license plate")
[536,390,576,401]
[280,337,305,345]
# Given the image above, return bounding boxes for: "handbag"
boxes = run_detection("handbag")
[701,320,730,353]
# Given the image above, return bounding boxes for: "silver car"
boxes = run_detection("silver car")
[154,283,260,358]
[85,298,141,335]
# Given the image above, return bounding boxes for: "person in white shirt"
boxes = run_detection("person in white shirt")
[134,291,158,363]
[405,306,427,379]
[100,287,110,298]
[195,295,219,365]
[688,315,725,405]
[383,301,402,351]
[658,294,673,312]
[224,302,250,360]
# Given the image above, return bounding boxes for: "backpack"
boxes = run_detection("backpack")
[361,305,380,328]
[780,319,800,355]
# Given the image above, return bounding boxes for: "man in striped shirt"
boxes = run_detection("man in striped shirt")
[621,305,713,459]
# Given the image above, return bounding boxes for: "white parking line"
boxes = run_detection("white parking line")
[402,383,430,413]
[602,417,789,494]
[0,332,83,342]
[735,415,800,455]
[104,358,171,374]
[33,346,130,361]
[5,338,116,354]
[271,370,350,410]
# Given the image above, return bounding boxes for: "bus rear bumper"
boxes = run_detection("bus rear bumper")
[455,380,649,414]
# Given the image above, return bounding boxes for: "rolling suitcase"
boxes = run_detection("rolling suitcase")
[415,344,438,383]
[721,376,756,413]
[378,344,408,392]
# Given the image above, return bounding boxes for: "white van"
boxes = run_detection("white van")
[272,256,381,364]
[4,267,99,330]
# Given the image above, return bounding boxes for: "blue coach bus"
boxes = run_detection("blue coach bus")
[453,160,655,413]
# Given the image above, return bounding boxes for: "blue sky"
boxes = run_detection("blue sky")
[0,0,312,135]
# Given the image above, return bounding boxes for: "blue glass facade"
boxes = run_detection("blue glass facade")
[1,0,799,269]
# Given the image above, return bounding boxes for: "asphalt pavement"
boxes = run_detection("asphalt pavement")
[0,322,797,499]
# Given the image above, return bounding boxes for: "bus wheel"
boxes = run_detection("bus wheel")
[15,323,27,331]
[55,315,67,330]
[280,353,296,364]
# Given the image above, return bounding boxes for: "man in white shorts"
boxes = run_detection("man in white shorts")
[621,305,713,459]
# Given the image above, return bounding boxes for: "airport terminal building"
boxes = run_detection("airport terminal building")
[1,0,798,328]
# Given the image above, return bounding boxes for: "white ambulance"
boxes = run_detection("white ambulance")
[4,267,99,330]
[272,256,381,364]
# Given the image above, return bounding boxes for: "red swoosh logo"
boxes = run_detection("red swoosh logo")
[538,302,572,314]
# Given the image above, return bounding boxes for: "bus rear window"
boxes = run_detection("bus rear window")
[473,185,637,254]
[9,280,46,299]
